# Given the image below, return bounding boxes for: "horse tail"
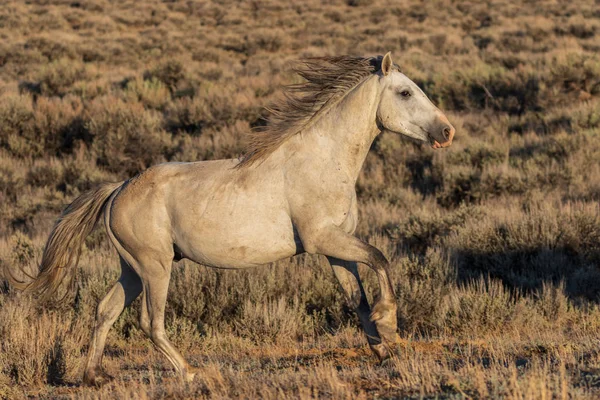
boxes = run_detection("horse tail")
[6,181,124,301]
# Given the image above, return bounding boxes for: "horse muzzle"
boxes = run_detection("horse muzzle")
[430,115,455,149]
[431,126,454,148]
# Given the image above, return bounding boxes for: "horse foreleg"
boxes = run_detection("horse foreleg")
[304,227,399,352]
[327,257,390,361]
[83,257,142,386]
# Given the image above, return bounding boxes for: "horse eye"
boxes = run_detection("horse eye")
[399,90,411,97]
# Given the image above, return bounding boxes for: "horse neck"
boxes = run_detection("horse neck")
[283,75,381,183]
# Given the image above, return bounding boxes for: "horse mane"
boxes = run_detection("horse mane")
[238,55,395,167]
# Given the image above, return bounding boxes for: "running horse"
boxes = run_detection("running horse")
[8,52,454,385]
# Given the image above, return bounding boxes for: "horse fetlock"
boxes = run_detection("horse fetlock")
[370,300,397,324]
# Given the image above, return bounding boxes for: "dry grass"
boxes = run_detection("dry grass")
[1,0,600,398]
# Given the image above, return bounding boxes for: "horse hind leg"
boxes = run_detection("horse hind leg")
[137,257,197,382]
[83,257,142,386]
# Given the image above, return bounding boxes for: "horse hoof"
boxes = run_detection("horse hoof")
[83,369,114,387]
[184,366,200,383]
[370,343,390,362]
[380,356,394,368]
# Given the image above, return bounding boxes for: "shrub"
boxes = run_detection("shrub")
[86,96,174,175]
[0,300,88,386]
[247,29,285,53]
[393,249,454,334]
[549,54,600,97]
[445,278,520,336]
[33,95,85,154]
[0,165,24,204]
[445,142,506,170]
[37,58,90,97]
[60,150,115,193]
[479,167,527,198]
[0,94,37,157]
[386,205,483,254]
[554,18,597,39]
[144,59,186,94]
[165,92,242,135]
[26,159,64,189]
[437,168,482,208]
[431,65,542,115]
[0,94,85,157]
[234,297,312,343]
[23,36,78,62]
[346,0,373,6]
[447,203,600,295]
[123,77,171,110]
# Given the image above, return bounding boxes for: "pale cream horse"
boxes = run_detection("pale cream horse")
[8,52,454,385]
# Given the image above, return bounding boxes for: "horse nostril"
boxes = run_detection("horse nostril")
[443,127,451,140]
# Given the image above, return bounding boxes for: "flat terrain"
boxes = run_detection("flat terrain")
[1,0,600,398]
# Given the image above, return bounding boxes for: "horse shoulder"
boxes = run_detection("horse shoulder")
[284,160,358,252]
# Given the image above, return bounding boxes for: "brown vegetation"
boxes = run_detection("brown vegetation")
[1,0,600,398]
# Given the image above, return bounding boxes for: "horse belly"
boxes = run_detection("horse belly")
[174,206,298,269]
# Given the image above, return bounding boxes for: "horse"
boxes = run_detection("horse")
[7,52,454,385]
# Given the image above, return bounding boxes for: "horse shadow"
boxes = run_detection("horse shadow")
[448,245,600,302]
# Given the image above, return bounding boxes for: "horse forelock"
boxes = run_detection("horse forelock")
[238,55,397,167]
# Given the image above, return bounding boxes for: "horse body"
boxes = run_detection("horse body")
[8,53,455,385]
[111,159,298,269]
[111,75,381,271]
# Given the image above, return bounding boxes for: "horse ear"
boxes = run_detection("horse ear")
[381,52,393,76]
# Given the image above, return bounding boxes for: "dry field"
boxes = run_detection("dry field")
[1,0,600,398]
